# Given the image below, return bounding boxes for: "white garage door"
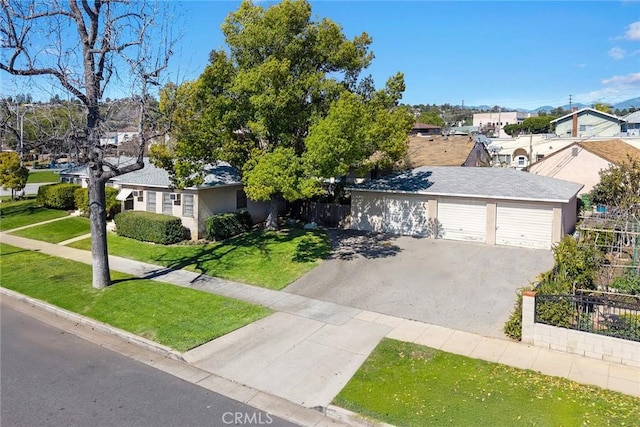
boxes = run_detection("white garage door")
[496,202,553,249]
[383,195,429,236]
[437,198,487,242]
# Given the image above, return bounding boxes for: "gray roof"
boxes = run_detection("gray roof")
[61,157,241,189]
[550,107,625,124]
[347,166,583,203]
[624,110,640,123]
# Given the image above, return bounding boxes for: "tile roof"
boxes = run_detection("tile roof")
[347,166,583,202]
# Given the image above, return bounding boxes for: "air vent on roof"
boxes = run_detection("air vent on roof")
[571,147,579,157]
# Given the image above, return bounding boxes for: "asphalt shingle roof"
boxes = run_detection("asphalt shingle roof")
[61,157,241,189]
[347,166,583,202]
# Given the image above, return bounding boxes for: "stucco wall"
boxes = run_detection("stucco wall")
[350,191,385,232]
[529,147,611,194]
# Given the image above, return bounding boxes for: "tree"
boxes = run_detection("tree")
[593,103,613,114]
[0,152,28,198]
[156,0,413,229]
[521,116,555,134]
[416,110,445,127]
[1,1,175,288]
[589,156,640,215]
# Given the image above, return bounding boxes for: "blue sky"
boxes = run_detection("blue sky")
[4,1,639,110]
[166,0,640,110]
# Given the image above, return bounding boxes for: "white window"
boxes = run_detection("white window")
[162,192,172,215]
[183,194,194,217]
[517,156,527,166]
[146,191,156,212]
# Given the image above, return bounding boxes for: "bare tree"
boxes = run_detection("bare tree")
[1,0,176,288]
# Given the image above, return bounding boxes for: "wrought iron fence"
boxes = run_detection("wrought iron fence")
[535,293,640,342]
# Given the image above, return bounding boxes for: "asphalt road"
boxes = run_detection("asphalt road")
[0,303,298,427]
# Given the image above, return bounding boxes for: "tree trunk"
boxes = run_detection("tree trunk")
[88,168,111,289]
[265,194,279,230]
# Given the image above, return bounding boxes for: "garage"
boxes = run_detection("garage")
[496,202,553,249]
[384,194,429,236]
[437,198,486,242]
[347,166,583,250]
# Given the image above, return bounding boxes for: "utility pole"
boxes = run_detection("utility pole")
[569,95,572,111]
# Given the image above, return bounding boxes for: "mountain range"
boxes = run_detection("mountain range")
[468,97,640,114]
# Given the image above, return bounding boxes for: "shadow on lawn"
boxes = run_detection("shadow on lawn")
[113,226,332,285]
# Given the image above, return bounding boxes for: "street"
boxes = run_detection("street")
[0,302,298,427]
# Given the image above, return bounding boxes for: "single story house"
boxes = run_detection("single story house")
[527,139,640,194]
[410,122,442,136]
[347,166,583,249]
[550,108,626,138]
[622,111,640,136]
[60,157,268,240]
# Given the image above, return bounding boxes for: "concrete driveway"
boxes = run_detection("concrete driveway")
[284,230,554,338]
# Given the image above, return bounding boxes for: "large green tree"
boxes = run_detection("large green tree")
[155,0,413,229]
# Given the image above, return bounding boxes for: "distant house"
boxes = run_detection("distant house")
[622,111,640,136]
[99,128,139,147]
[406,135,491,168]
[347,166,582,249]
[60,158,268,240]
[473,111,537,138]
[550,108,625,138]
[410,122,442,136]
[527,139,640,194]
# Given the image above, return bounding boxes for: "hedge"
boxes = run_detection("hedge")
[205,211,252,241]
[37,183,80,210]
[74,187,121,219]
[114,210,188,244]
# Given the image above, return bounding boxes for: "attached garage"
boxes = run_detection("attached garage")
[438,198,487,242]
[496,202,553,249]
[347,166,583,250]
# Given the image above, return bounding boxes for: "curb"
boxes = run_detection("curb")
[325,406,394,427]
[0,287,185,362]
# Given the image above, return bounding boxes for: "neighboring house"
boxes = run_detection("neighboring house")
[347,166,582,249]
[60,157,269,240]
[550,108,626,138]
[99,128,139,147]
[448,125,479,136]
[622,111,640,136]
[527,139,640,194]
[406,135,491,168]
[410,122,442,136]
[473,111,538,138]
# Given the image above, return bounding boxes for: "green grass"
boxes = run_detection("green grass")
[0,243,271,351]
[0,199,69,231]
[27,170,59,183]
[68,226,332,289]
[335,339,640,427]
[11,216,91,243]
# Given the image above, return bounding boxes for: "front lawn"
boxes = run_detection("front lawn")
[0,199,69,231]
[27,170,59,183]
[335,338,640,427]
[0,243,271,351]
[68,226,332,289]
[11,216,90,243]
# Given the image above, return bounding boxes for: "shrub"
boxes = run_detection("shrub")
[37,183,80,210]
[503,289,525,340]
[74,187,121,219]
[205,211,252,241]
[611,272,640,295]
[114,210,187,244]
[605,314,640,341]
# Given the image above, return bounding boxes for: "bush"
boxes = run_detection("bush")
[503,289,525,340]
[611,272,640,295]
[37,183,80,210]
[605,314,640,341]
[114,210,188,244]
[205,211,252,241]
[74,187,121,219]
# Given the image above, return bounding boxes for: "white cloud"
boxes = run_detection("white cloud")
[573,73,640,105]
[625,21,640,40]
[608,46,626,60]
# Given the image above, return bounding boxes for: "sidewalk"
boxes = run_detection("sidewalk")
[1,230,639,414]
